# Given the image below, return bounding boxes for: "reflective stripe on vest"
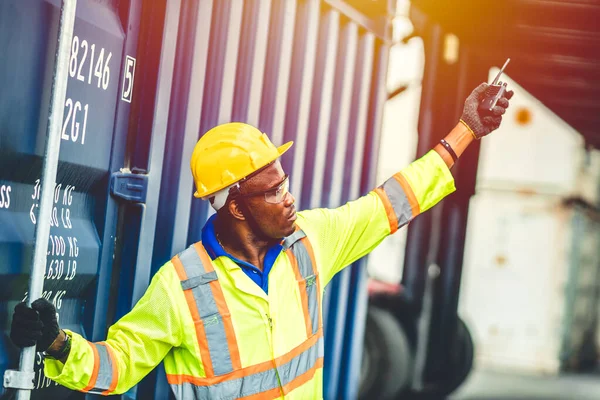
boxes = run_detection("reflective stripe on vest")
[172,242,242,376]
[169,332,324,400]
[374,173,419,234]
[83,342,118,395]
[283,230,321,337]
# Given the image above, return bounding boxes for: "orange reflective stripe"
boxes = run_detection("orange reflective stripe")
[172,254,188,281]
[166,328,323,386]
[286,248,313,337]
[238,386,282,399]
[99,342,119,395]
[82,341,100,392]
[394,172,420,217]
[171,254,214,377]
[193,242,242,371]
[374,187,399,234]
[282,357,324,395]
[300,237,321,329]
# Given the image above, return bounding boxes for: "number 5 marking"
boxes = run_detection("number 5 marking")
[121,55,136,103]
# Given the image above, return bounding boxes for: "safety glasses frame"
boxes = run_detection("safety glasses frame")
[230,175,290,204]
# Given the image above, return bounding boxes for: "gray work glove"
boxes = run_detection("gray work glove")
[461,82,514,139]
[10,298,60,352]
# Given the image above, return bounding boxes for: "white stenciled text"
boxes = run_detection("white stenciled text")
[69,35,112,90]
[61,98,89,145]
[30,181,74,230]
[0,184,11,209]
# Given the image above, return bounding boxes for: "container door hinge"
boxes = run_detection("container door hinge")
[110,170,148,203]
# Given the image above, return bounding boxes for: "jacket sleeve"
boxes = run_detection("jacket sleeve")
[44,263,184,395]
[297,149,455,286]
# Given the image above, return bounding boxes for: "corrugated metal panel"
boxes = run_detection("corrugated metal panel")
[304,9,340,209]
[284,0,321,207]
[148,1,390,399]
[325,20,359,207]
[259,0,297,146]
[166,0,214,260]
[233,0,271,125]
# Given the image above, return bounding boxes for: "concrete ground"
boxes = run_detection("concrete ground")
[451,369,600,400]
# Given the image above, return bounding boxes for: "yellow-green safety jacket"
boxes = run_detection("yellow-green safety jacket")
[44,150,455,399]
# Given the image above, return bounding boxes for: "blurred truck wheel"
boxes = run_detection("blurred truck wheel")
[417,318,474,398]
[359,306,413,400]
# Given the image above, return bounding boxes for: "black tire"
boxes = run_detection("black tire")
[359,306,414,400]
[419,317,474,398]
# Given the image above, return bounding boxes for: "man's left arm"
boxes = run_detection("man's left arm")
[297,83,513,286]
[298,148,453,286]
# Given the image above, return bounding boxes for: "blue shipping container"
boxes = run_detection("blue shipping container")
[0,0,391,398]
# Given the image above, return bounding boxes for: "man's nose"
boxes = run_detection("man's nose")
[284,192,295,206]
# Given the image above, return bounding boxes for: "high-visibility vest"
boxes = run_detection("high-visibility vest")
[168,230,323,399]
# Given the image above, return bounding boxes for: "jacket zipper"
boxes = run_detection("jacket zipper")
[266,313,283,396]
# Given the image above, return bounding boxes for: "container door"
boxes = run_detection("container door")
[0,0,144,397]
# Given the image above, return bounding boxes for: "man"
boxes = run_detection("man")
[10,83,512,398]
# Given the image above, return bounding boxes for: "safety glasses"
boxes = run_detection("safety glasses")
[233,175,290,204]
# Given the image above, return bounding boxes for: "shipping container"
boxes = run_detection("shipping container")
[0,0,391,398]
[459,191,600,375]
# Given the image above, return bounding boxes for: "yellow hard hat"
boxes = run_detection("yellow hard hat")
[190,122,293,198]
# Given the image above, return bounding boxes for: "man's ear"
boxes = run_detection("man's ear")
[228,200,246,221]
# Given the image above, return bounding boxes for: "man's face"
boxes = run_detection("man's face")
[237,161,297,238]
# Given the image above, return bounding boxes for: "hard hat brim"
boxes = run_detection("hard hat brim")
[276,141,293,158]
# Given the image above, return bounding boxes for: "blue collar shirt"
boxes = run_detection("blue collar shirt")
[201,214,283,294]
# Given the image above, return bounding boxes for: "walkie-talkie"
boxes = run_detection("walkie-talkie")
[479,58,510,113]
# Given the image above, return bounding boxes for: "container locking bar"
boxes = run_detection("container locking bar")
[110,170,149,203]
[4,0,78,398]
